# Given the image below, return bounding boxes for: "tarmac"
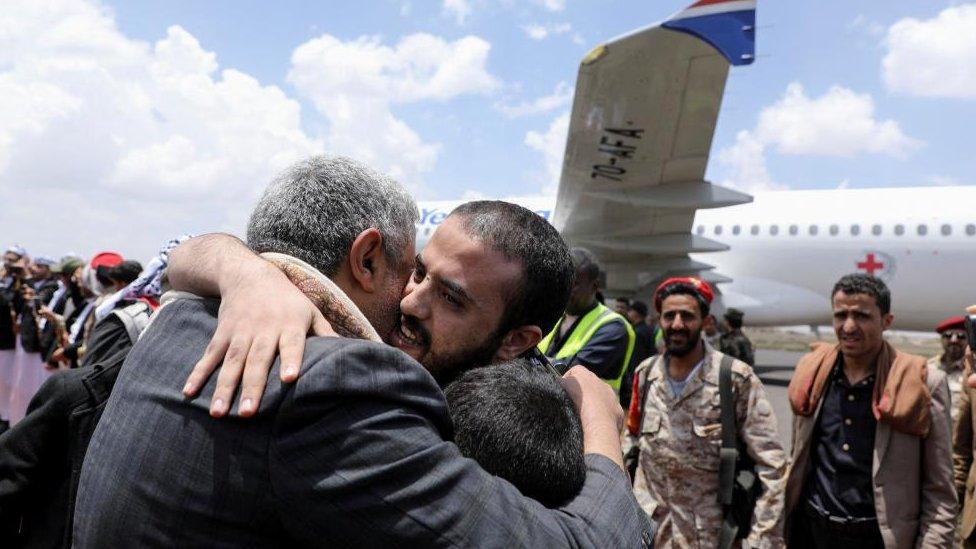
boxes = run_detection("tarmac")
[753,349,804,451]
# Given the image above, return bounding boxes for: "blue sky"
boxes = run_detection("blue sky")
[108,0,974,194]
[2,0,974,259]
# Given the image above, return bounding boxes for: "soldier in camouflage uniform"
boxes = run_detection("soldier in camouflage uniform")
[624,278,787,548]
[719,307,755,365]
[928,315,967,429]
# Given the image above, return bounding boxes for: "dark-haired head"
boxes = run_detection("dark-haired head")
[444,359,586,507]
[831,273,890,316]
[564,248,602,316]
[656,282,710,357]
[656,282,710,318]
[830,273,894,361]
[449,201,574,335]
[394,201,574,384]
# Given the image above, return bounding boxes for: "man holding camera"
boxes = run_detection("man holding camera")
[785,274,955,548]
[624,277,787,548]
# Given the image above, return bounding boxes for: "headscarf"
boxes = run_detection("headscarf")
[653,276,715,313]
[788,341,931,437]
[95,235,191,322]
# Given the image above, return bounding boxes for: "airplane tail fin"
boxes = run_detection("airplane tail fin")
[662,0,756,66]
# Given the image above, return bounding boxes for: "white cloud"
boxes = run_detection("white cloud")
[847,14,885,37]
[521,22,572,41]
[524,111,569,194]
[882,4,976,99]
[288,32,499,187]
[533,0,565,12]
[443,0,472,24]
[495,81,572,118]
[754,83,921,158]
[460,189,489,200]
[0,1,323,259]
[0,0,500,260]
[716,130,782,193]
[716,82,920,192]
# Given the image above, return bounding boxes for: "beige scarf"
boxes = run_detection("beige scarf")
[788,341,931,437]
[260,253,382,343]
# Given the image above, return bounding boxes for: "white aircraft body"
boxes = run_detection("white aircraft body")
[416,187,972,331]
[414,0,967,331]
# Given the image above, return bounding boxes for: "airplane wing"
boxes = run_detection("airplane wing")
[553,0,757,295]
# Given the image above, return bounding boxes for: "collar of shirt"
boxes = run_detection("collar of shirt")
[666,356,707,398]
[832,357,876,390]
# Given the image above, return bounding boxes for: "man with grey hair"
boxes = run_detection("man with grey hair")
[72,155,652,547]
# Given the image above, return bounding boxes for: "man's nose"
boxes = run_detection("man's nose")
[842,316,858,333]
[671,316,685,330]
[400,279,430,320]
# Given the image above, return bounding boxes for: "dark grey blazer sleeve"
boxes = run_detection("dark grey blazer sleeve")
[270,340,653,548]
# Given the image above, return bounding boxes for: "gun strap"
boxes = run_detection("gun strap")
[718,354,739,548]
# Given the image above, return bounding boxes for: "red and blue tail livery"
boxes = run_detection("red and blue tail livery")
[663,0,756,66]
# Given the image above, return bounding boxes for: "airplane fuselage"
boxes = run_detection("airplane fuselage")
[415,186,971,331]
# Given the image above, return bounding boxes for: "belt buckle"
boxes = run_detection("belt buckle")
[827,514,850,526]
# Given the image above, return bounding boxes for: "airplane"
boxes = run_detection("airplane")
[414,0,967,332]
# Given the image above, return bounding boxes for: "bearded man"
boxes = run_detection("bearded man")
[623,277,786,548]
[929,315,967,430]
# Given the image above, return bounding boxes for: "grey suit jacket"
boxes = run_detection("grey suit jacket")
[73,298,653,547]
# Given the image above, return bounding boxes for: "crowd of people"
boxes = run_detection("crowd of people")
[0,153,973,548]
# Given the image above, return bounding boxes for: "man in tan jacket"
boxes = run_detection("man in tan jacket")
[954,348,976,547]
[784,274,955,548]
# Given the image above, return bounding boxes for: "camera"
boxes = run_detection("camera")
[964,314,976,354]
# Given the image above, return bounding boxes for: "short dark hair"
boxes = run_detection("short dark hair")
[614,296,630,305]
[832,273,891,315]
[725,314,743,329]
[450,201,574,334]
[444,359,586,507]
[629,300,649,318]
[656,282,710,318]
[104,260,143,286]
[571,247,601,283]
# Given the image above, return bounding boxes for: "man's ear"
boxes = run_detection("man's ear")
[882,313,894,331]
[493,325,544,362]
[348,228,385,294]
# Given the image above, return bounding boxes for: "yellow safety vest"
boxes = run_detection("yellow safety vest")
[538,303,636,391]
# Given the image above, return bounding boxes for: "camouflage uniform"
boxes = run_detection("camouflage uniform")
[719,329,754,366]
[928,353,966,431]
[624,344,787,548]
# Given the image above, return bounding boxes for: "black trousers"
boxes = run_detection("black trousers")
[788,507,885,549]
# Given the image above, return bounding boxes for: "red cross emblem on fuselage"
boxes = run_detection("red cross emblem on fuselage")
[857,253,885,275]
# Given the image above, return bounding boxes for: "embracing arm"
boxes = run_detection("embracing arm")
[170,234,332,417]
[167,233,263,299]
[271,342,650,547]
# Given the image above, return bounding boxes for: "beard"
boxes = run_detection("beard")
[664,326,702,357]
[945,345,966,363]
[425,335,504,387]
[398,314,507,386]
